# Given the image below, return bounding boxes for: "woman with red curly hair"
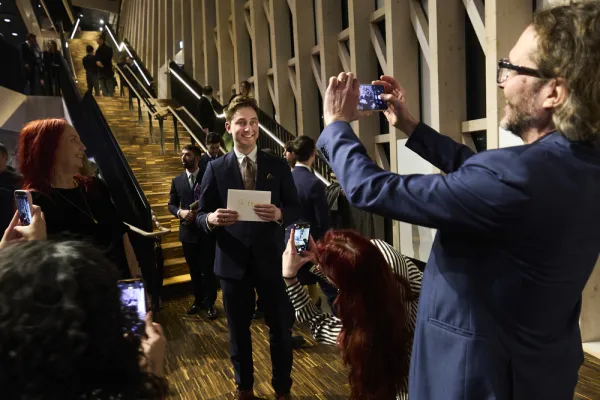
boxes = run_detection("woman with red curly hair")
[18,118,141,279]
[283,229,422,399]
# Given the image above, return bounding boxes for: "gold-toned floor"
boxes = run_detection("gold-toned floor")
[157,286,350,399]
[158,286,600,400]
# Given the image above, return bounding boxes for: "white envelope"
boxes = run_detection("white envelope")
[227,189,272,222]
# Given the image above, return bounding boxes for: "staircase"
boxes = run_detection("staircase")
[69,31,192,285]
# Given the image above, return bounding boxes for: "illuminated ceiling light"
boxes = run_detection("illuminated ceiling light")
[99,19,104,24]
[179,40,183,49]
[99,26,103,31]
[79,14,83,18]
[11,32,17,36]
[4,18,10,22]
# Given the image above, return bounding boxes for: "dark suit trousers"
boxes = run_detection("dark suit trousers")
[181,236,217,308]
[220,257,294,394]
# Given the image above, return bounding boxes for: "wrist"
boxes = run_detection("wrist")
[400,117,419,136]
[325,114,349,127]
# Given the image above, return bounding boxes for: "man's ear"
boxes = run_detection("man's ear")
[542,78,568,110]
[225,122,232,133]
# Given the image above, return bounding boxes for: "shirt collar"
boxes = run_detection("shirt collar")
[295,163,311,170]
[186,168,199,180]
[233,146,258,164]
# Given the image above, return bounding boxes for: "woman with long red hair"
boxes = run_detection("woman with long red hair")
[283,229,422,399]
[18,118,141,278]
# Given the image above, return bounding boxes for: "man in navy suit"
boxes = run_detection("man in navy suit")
[197,96,300,400]
[316,4,600,399]
[168,144,218,319]
[289,136,338,312]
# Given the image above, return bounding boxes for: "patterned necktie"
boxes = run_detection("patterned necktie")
[189,174,195,190]
[242,156,256,190]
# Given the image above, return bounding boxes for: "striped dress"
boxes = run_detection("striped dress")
[286,239,423,400]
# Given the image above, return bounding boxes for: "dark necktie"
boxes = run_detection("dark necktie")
[242,156,256,190]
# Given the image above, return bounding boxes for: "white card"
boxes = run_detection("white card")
[226,189,272,222]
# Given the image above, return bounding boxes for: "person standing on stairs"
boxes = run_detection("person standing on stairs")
[197,96,300,400]
[95,35,114,97]
[82,45,99,96]
[168,144,218,319]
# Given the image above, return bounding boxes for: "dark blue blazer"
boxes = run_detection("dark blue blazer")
[197,150,300,280]
[168,172,201,243]
[291,165,329,241]
[317,121,600,399]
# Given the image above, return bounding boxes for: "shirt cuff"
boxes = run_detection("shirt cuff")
[205,213,215,231]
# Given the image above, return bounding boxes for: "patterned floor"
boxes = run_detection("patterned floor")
[158,285,600,399]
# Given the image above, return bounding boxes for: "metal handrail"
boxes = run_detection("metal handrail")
[167,106,208,153]
[115,64,160,116]
[176,106,227,155]
[124,64,155,100]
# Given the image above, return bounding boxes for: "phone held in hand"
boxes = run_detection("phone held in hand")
[358,84,387,111]
[294,222,311,254]
[117,278,147,335]
[14,190,33,226]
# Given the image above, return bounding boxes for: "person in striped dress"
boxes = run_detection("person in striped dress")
[282,229,422,399]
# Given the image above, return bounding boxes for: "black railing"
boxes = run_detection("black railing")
[166,61,333,183]
[57,55,162,311]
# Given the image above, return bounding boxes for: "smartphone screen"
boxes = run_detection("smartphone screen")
[294,223,310,253]
[14,191,32,226]
[358,84,387,111]
[117,279,147,334]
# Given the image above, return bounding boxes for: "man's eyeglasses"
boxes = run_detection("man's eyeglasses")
[497,58,543,84]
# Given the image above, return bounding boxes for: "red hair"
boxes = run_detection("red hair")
[18,118,68,193]
[317,230,413,400]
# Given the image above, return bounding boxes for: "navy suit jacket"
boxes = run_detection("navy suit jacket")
[168,172,201,243]
[291,165,329,241]
[317,121,600,399]
[197,150,300,280]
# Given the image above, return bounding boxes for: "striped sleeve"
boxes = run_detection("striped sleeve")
[286,280,341,346]
[371,239,423,298]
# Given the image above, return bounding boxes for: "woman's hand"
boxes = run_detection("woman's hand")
[0,205,47,249]
[282,227,317,280]
[141,312,167,377]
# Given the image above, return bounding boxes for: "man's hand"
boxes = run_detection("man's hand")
[253,204,282,222]
[323,72,361,126]
[207,209,239,227]
[372,75,419,135]
[96,61,104,68]
[0,205,47,249]
[179,209,196,222]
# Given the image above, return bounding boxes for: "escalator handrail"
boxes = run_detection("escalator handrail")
[167,106,209,154]
[124,64,155,100]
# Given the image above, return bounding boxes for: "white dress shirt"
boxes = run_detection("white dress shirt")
[294,162,311,171]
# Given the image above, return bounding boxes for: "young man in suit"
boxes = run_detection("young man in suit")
[197,96,300,400]
[82,45,99,96]
[317,4,600,399]
[289,136,338,313]
[168,145,218,319]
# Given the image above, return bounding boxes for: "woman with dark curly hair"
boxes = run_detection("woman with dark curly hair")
[283,229,422,400]
[0,233,168,399]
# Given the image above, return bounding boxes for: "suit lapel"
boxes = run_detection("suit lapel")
[180,172,193,197]
[225,151,245,190]
[255,150,268,191]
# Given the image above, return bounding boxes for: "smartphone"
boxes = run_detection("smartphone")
[117,278,147,334]
[358,84,387,111]
[14,190,33,226]
[294,223,311,253]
